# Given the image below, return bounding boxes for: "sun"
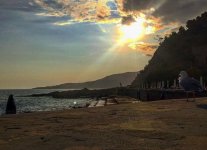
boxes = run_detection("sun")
[118,17,146,43]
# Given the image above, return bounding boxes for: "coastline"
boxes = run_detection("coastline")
[0,98,207,150]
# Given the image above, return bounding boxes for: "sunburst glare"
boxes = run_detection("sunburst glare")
[117,16,156,44]
[118,18,145,42]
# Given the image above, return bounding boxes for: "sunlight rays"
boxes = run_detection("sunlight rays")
[117,15,157,44]
[118,17,146,42]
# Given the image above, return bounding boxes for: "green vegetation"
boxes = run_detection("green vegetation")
[132,12,207,87]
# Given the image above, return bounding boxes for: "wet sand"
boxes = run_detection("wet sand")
[0,98,207,150]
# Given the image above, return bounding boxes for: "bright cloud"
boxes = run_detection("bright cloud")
[128,42,158,56]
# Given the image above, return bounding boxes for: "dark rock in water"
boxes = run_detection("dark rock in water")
[28,88,119,99]
[6,95,16,114]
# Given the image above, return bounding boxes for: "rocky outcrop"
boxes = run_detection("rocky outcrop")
[131,12,207,88]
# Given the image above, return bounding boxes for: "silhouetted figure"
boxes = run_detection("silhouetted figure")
[178,71,203,101]
[6,95,16,114]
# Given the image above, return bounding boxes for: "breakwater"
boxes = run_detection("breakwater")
[29,87,207,101]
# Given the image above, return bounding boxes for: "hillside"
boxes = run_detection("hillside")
[131,12,207,87]
[35,72,137,89]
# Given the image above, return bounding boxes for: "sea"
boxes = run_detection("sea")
[0,89,90,116]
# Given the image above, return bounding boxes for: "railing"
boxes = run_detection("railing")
[136,76,206,90]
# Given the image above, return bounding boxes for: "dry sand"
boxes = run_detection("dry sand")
[0,98,207,150]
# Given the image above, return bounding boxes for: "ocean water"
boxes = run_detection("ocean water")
[0,89,90,115]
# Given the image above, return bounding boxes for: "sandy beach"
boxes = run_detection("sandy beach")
[0,98,207,150]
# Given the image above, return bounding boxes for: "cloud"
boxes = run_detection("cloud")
[128,42,158,56]
[113,0,207,45]
[34,0,118,23]
[36,12,63,17]
[115,0,207,23]
[4,0,206,26]
[96,0,112,19]
[153,0,207,23]
[120,0,162,12]
[30,0,166,36]
[52,20,76,26]
[113,40,157,57]
[121,15,135,25]
[0,0,41,12]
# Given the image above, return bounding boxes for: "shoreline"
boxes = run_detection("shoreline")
[0,96,136,116]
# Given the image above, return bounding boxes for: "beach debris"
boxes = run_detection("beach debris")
[96,100,106,107]
[88,101,98,107]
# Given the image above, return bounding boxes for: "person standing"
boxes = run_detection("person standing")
[6,94,16,114]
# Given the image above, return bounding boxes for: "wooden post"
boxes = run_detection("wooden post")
[162,81,165,88]
[200,76,203,87]
[160,81,162,88]
[152,82,154,89]
[173,79,176,88]
[167,80,169,89]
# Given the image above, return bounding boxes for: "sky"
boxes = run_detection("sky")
[0,0,207,89]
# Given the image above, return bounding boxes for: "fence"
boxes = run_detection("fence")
[136,76,207,90]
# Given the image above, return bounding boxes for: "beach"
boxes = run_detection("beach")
[0,98,207,150]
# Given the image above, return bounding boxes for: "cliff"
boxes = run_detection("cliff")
[132,12,207,87]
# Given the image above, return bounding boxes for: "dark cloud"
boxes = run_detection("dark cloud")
[121,0,207,23]
[0,0,42,12]
[121,15,135,25]
[122,0,161,12]
[0,0,70,25]
[43,0,63,9]
[153,0,207,23]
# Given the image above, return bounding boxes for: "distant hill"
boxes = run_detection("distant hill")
[35,72,137,89]
[131,12,207,87]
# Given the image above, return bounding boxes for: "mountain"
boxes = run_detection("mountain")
[35,72,137,89]
[131,12,207,87]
